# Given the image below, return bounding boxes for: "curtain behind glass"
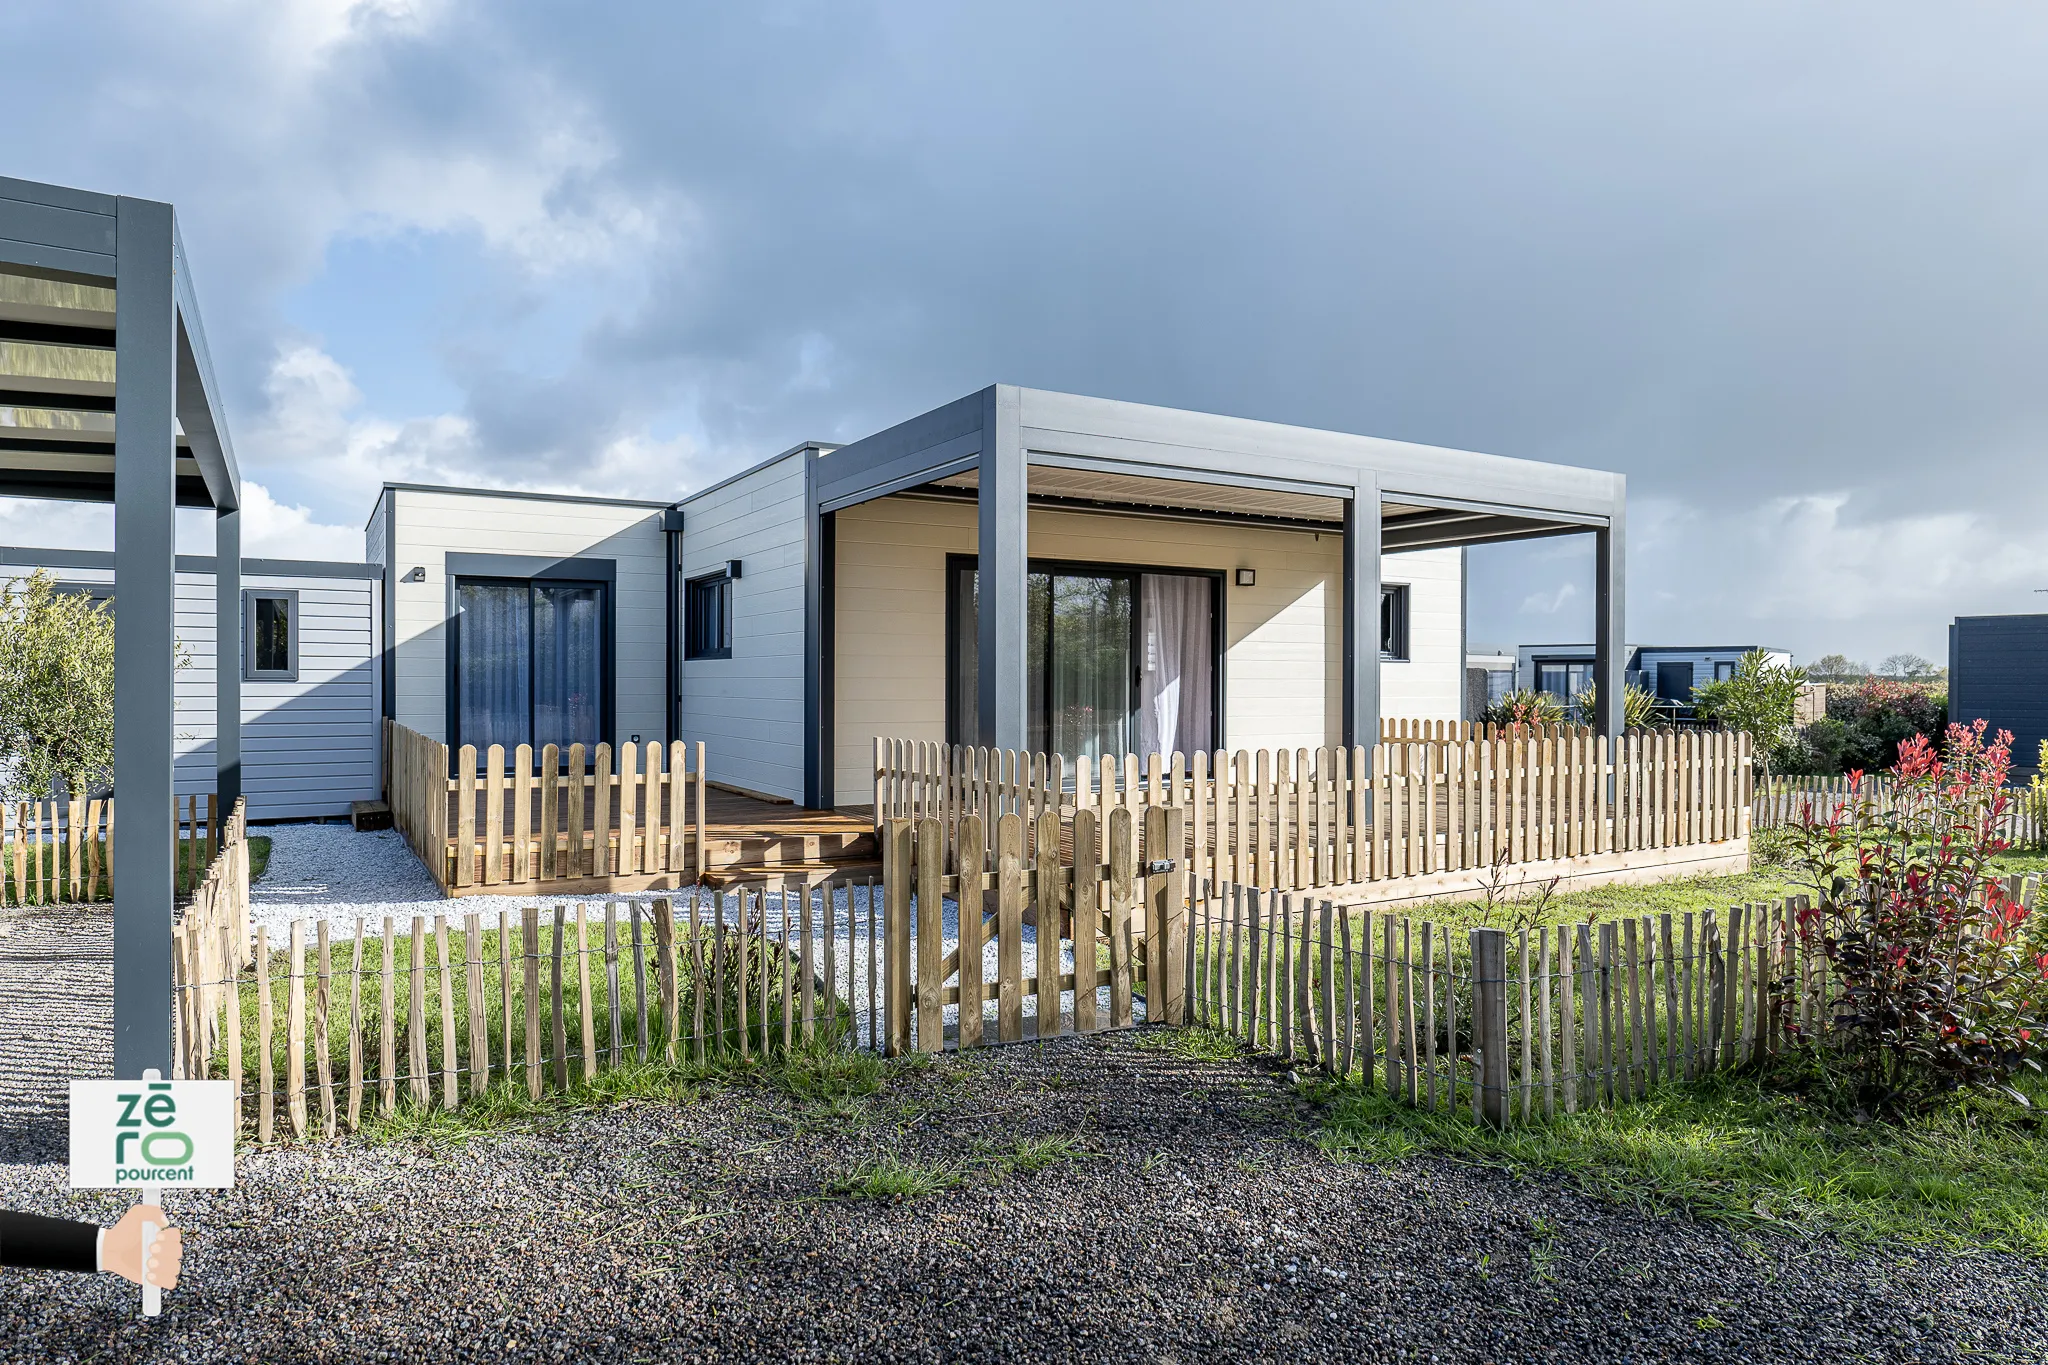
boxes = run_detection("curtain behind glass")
[455,582,531,755]
[534,583,604,755]
[1137,573,1214,760]
[1050,574,1131,764]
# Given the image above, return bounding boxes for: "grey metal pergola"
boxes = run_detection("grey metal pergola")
[1,176,242,1079]
[799,385,1625,808]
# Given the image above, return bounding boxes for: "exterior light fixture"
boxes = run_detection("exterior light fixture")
[1234,568,1256,587]
[727,559,743,579]
[401,566,426,583]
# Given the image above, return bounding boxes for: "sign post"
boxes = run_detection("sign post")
[70,1069,234,1316]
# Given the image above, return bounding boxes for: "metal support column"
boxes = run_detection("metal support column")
[1593,507,1626,747]
[976,385,1028,750]
[113,196,178,1080]
[1342,476,1382,752]
[215,506,241,811]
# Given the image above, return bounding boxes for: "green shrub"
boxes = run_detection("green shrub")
[1480,688,1565,728]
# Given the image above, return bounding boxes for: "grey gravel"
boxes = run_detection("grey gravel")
[3,1032,2043,1363]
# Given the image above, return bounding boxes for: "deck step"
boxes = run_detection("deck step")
[700,860,883,889]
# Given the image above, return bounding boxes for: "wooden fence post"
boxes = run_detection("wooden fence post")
[883,819,912,1057]
[1473,927,1510,1128]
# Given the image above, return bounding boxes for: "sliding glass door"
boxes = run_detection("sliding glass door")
[454,577,608,758]
[950,558,1216,763]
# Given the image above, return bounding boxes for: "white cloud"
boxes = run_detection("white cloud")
[1517,582,1579,615]
[238,482,362,561]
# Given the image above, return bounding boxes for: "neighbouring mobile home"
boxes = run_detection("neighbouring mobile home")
[0,547,382,820]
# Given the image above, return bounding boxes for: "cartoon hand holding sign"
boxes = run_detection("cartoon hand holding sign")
[66,1069,233,1315]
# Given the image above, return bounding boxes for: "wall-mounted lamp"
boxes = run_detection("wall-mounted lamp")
[726,559,743,580]
[1234,568,1256,587]
[401,566,426,583]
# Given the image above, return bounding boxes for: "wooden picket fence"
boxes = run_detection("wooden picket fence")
[877,806,1189,1055]
[169,798,251,1082]
[874,726,1751,897]
[1754,774,2048,847]
[1190,872,2045,1125]
[172,880,902,1139]
[0,792,223,905]
[382,718,708,897]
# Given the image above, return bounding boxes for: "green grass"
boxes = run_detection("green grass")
[825,1150,961,1200]
[1314,1069,2048,1256]
[1135,1024,1247,1063]
[0,835,270,903]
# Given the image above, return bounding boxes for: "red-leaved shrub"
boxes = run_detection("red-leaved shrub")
[1784,720,2045,1116]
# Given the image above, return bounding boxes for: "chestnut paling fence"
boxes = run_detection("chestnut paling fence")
[1753,774,2048,847]
[0,791,222,906]
[873,725,1752,897]
[1187,871,2045,1125]
[168,804,1188,1139]
[172,881,901,1139]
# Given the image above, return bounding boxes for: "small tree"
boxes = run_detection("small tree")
[0,572,116,799]
[1880,651,1935,679]
[1690,649,1807,781]
[1807,652,1866,681]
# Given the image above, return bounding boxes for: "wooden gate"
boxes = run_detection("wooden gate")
[879,805,1187,1054]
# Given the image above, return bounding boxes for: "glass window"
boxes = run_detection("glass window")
[1714,660,1736,682]
[949,560,1216,762]
[1380,585,1409,661]
[1536,660,1593,700]
[453,577,610,757]
[684,574,732,660]
[244,590,296,681]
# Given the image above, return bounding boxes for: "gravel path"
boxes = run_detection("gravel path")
[2,1033,2042,1363]
[0,904,108,1157]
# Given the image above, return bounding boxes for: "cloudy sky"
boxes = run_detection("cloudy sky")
[7,1,2045,663]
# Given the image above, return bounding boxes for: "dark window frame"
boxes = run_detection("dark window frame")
[943,553,1226,756]
[684,572,733,661]
[244,588,299,682]
[1533,656,1594,700]
[1379,583,1410,662]
[443,553,616,761]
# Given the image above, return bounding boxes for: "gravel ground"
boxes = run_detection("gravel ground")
[0,904,108,1150]
[3,1033,2043,1364]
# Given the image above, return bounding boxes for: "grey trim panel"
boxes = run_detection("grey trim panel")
[382,481,672,510]
[444,552,617,582]
[0,545,382,579]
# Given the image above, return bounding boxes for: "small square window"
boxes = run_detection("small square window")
[1714,660,1737,682]
[685,574,732,660]
[245,589,297,681]
[1379,584,1409,662]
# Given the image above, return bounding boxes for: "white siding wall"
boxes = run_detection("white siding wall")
[676,451,809,801]
[2,561,382,820]
[830,496,1463,805]
[1380,547,1464,721]
[386,489,669,751]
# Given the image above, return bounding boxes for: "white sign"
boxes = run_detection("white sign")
[68,1078,236,1190]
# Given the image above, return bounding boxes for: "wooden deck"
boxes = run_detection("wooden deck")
[437,782,878,895]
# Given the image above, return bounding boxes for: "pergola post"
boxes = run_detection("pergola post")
[975,385,1028,750]
[1593,505,1626,746]
[112,196,178,1080]
[1343,476,1383,752]
[216,506,241,811]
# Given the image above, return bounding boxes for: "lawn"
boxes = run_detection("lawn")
[1314,1063,2048,1257]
